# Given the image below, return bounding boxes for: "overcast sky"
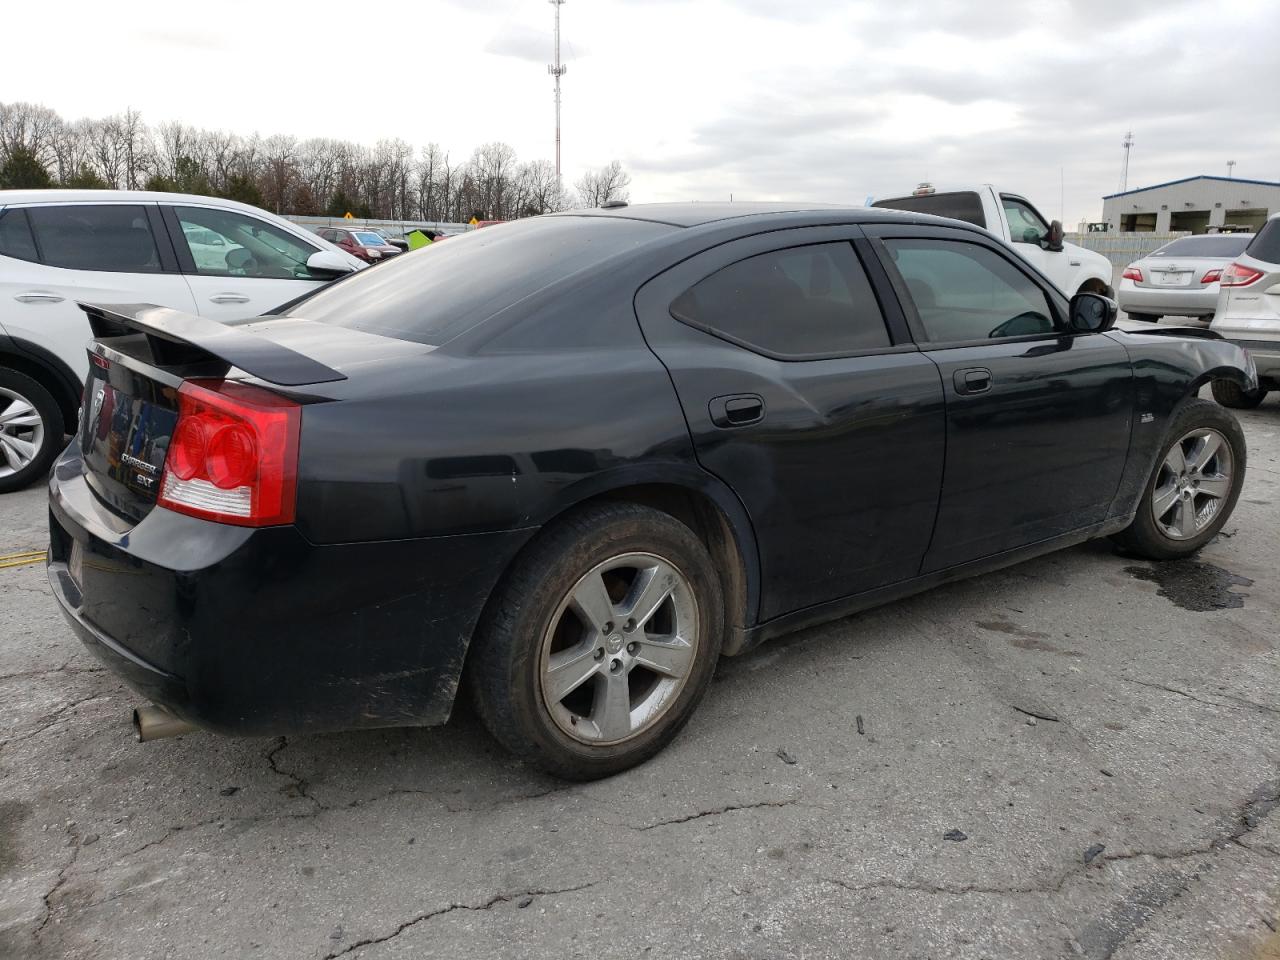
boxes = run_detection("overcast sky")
[6,0,1278,224]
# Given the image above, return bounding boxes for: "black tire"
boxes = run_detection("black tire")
[1211,379,1268,410]
[468,501,724,780]
[1127,313,1161,322]
[1111,398,1246,561]
[0,368,65,494]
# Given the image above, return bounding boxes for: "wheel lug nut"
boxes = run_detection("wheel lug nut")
[610,659,622,673]
[623,619,636,632]
[603,621,614,634]
[626,641,638,654]
[594,648,605,661]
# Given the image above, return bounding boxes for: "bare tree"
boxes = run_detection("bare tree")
[574,160,631,208]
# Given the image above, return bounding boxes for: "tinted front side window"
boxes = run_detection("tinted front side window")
[873,192,987,228]
[1244,220,1280,265]
[670,243,890,358]
[174,206,319,279]
[0,209,38,262]
[26,205,161,273]
[289,215,675,346]
[885,238,1057,343]
[1153,236,1252,258]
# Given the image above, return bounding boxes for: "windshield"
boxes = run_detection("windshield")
[352,232,386,246]
[1151,235,1253,258]
[287,215,674,346]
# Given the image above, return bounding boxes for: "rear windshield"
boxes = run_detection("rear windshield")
[1246,218,1280,265]
[1151,235,1253,258]
[352,232,386,245]
[872,191,987,228]
[287,216,673,345]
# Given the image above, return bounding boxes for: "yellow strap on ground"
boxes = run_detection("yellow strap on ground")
[0,550,47,570]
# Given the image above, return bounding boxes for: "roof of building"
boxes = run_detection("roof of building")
[1103,175,1280,201]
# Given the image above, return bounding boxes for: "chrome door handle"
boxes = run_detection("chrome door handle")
[14,292,65,303]
[210,293,251,304]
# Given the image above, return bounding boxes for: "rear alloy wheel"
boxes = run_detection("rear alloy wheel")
[1111,398,1246,560]
[0,370,64,494]
[1211,379,1268,409]
[469,502,723,779]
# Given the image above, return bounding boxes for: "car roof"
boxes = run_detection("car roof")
[0,188,284,219]
[553,201,967,231]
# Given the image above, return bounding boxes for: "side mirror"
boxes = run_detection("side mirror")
[306,250,357,278]
[1068,291,1117,333]
[1042,219,1065,253]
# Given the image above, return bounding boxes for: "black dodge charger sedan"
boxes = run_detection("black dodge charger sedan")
[48,202,1255,779]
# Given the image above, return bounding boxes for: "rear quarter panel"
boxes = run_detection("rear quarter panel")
[1104,330,1255,520]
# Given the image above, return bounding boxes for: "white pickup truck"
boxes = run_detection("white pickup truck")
[873,184,1114,299]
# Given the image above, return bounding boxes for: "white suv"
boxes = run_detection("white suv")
[1210,212,1280,409]
[0,190,364,491]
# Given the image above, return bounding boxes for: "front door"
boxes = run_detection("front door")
[867,225,1133,571]
[635,226,946,622]
[163,205,329,319]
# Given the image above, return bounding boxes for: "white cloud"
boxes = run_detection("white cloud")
[4,0,1276,224]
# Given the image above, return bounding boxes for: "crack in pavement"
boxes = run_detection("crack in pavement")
[33,828,81,942]
[321,882,597,959]
[0,693,113,751]
[264,737,322,811]
[633,797,814,831]
[1121,677,1280,718]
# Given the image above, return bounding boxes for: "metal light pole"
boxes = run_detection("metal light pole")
[1119,131,1134,192]
[1227,160,1236,179]
[548,0,568,184]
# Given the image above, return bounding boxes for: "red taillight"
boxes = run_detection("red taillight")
[1122,266,1143,282]
[1201,268,1223,284]
[158,379,300,526]
[1220,262,1264,287]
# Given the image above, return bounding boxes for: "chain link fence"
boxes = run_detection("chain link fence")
[1065,231,1189,275]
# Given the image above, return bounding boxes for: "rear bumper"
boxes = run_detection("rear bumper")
[1117,280,1218,316]
[47,441,535,736]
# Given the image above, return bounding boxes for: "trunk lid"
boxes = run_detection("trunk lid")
[76,303,430,522]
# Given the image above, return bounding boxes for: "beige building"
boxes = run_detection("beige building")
[1102,175,1280,234]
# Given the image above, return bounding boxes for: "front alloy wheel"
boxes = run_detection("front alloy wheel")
[0,385,45,479]
[1150,428,1234,541]
[540,553,698,745]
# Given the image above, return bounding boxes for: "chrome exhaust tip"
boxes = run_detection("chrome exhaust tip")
[133,704,198,742]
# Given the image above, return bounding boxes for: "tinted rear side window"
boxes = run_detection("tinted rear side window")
[1152,235,1253,258]
[1246,219,1280,265]
[872,192,987,228]
[670,242,891,358]
[26,205,162,273]
[0,209,38,262]
[288,216,673,346]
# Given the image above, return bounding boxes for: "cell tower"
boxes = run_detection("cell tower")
[1119,131,1134,192]
[548,0,567,182]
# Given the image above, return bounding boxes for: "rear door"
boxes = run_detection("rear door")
[162,204,331,319]
[635,226,946,621]
[0,202,197,382]
[866,223,1133,571]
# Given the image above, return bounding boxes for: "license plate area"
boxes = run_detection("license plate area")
[1153,271,1193,287]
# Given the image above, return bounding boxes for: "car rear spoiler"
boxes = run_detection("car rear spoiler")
[78,302,347,386]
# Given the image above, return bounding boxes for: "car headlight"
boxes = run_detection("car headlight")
[367,249,381,259]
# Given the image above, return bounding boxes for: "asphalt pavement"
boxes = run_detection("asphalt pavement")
[1,392,1278,960]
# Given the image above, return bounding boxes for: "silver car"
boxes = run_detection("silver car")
[1119,233,1254,322]
[1209,212,1280,408]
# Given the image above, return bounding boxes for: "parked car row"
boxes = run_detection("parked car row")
[1114,213,1280,410]
[0,190,365,492]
